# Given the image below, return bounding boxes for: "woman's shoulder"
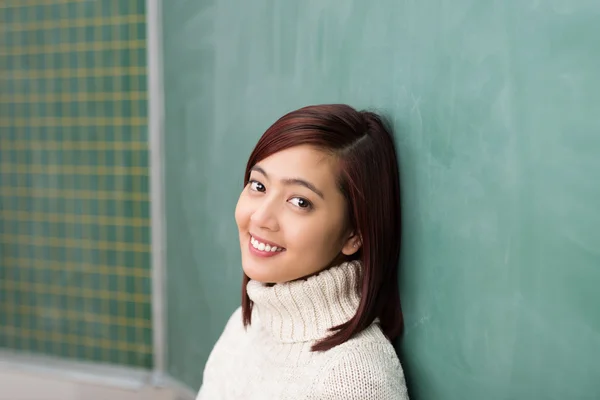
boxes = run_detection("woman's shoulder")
[202,307,247,368]
[333,321,400,359]
[219,306,245,338]
[225,306,243,327]
[310,323,409,400]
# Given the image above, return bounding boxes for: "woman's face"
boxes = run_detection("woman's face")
[235,145,361,284]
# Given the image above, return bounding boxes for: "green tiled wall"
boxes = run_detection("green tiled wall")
[0,0,152,368]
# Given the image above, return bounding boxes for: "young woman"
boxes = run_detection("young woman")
[196,104,409,399]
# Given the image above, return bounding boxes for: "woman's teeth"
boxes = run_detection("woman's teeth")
[251,236,284,252]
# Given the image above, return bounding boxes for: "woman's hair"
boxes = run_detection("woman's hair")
[241,104,403,351]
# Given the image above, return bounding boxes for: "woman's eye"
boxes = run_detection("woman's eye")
[289,197,312,210]
[249,180,265,192]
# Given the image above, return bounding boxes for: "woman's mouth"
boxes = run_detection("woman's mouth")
[248,234,286,257]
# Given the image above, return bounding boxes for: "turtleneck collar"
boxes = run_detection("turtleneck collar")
[246,261,362,343]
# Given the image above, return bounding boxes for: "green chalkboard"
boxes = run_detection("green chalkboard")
[0,0,151,368]
[163,1,600,398]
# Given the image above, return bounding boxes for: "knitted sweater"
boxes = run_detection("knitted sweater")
[196,261,409,400]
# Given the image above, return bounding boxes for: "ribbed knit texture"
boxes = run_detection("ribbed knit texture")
[196,261,409,400]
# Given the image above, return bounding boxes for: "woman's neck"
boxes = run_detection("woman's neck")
[246,261,362,343]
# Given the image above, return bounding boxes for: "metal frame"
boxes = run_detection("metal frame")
[146,0,167,381]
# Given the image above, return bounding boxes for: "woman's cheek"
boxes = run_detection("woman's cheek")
[288,219,319,253]
[234,194,251,230]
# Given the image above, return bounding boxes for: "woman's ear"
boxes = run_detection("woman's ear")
[341,231,362,256]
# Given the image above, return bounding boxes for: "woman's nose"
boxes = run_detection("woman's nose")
[250,200,279,232]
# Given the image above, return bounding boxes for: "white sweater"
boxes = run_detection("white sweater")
[196,261,409,400]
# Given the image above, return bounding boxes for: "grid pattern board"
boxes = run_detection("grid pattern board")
[0,0,152,368]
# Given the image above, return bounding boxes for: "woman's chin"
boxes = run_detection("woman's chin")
[242,260,276,283]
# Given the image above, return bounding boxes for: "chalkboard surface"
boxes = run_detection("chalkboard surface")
[0,0,152,368]
[162,1,600,398]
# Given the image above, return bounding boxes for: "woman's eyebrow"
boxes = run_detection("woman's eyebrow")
[281,178,324,199]
[250,165,268,177]
[250,165,325,199]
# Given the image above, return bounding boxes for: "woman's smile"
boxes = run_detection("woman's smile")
[248,234,286,258]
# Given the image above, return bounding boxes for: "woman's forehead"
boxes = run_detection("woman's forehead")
[253,146,341,194]
[256,146,336,176]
